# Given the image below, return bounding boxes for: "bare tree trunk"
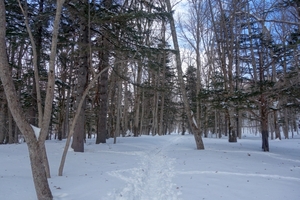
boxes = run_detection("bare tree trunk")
[96,0,112,144]
[290,118,294,138]
[139,89,145,135]
[123,81,129,136]
[158,92,165,136]
[259,50,269,151]
[8,108,14,144]
[63,64,73,139]
[273,110,281,139]
[203,109,208,138]
[283,108,289,139]
[158,21,166,136]
[261,95,269,151]
[0,103,5,144]
[96,55,109,144]
[71,0,89,152]
[115,78,122,143]
[133,63,142,136]
[166,0,204,149]
[152,73,159,135]
[269,112,275,140]
[292,112,298,136]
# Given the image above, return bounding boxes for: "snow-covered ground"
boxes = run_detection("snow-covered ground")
[1,134,300,200]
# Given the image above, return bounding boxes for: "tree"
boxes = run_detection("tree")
[0,0,65,198]
[178,0,210,134]
[95,0,112,144]
[68,0,90,152]
[166,0,204,149]
[185,65,197,113]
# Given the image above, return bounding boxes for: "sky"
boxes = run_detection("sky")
[0,132,299,200]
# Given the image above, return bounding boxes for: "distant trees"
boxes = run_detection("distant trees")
[179,0,300,149]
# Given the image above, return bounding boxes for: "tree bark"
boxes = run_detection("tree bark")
[115,77,122,143]
[96,54,109,142]
[71,10,89,152]
[96,0,111,144]
[123,81,129,136]
[63,63,73,139]
[8,108,14,144]
[0,103,5,144]
[133,62,142,136]
[259,50,269,151]
[283,107,289,139]
[140,89,145,135]
[273,110,281,140]
[261,95,269,151]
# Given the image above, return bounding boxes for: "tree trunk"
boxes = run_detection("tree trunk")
[273,110,281,139]
[108,73,117,139]
[158,22,166,136]
[133,62,142,136]
[228,108,237,142]
[115,79,122,143]
[95,0,112,144]
[63,64,73,139]
[261,97,269,151]
[71,1,89,152]
[283,107,289,139]
[139,89,145,135]
[96,46,109,143]
[27,140,53,199]
[203,109,208,138]
[260,55,269,151]
[123,81,128,136]
[8,108,14,144]
[158,90,165,136]
[166,0,204,149]
[0,103,5,144]
[71,71,87,152]
[151,72,159,135]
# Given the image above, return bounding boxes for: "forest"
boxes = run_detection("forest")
[0,0,299,199]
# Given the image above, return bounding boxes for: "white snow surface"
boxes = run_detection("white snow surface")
[1,134,300,200]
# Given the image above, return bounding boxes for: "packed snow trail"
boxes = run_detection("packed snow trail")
[106,136,181,200]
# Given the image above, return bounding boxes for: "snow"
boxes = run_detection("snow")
[55,78,63,84]
[273,101,279,108]
[1,134,300,200]
[30,124,40,140]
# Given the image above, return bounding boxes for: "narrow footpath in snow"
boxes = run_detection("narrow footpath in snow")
[106,137,181,200]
